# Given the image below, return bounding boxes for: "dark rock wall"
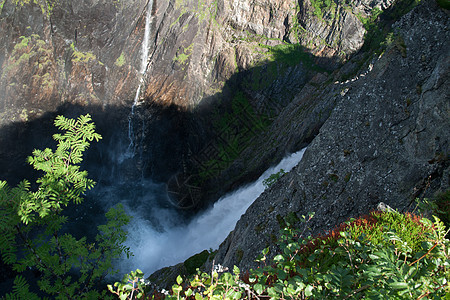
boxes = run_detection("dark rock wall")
[213,0,449,271]
[144,0,387,108]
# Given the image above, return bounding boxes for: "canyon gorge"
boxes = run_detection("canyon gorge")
[0,0,448,292]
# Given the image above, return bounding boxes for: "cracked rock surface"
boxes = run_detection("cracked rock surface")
[213,0,449,271]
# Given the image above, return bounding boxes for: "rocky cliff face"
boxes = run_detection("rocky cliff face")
[0,0,149,124]
[213,0,449,270]
[0,0,448,290]
[0,0,395,209]
[0,0,385,125]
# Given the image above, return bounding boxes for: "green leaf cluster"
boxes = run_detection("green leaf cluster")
[115,52,126,67]
[70,43,97,64]
[0,114,131,299]
[262,169,286,188]
[108,269,146,300]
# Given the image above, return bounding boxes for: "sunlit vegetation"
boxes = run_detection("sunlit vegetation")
[117,210,449,299]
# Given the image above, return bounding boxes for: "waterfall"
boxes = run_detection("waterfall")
[132,0,153,111]
[127,0,153,156]
[119,148,307,275]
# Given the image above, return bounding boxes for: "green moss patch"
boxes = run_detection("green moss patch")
[183,250,210,275]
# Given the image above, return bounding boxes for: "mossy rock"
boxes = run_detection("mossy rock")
[183,250,210,274]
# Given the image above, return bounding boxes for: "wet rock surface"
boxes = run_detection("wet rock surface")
[0,0,149,125]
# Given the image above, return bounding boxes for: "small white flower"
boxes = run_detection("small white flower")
[214,264,229,273]
[161,289,170,296]
[238,282,250,289]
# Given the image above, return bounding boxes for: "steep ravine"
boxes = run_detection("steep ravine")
[0,0,448,294]
[144,0,449,288]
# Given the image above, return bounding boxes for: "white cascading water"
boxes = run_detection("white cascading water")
[128,0,153,154]
[120,148,307,275]
[133,0,153,110]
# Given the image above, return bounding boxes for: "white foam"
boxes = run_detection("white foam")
[120,148,307,275]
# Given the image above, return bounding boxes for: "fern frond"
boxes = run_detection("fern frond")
[2,248,18,265]
[7,275,40,300]
[0,180,11,198]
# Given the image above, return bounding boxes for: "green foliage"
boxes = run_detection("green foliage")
[115,52,126,67]
[0,114,131,299]
[416,190,450,235]
[173,43,194,66]
[149,211,449,299]
[358,6,383,29]
[15,35,32,50]
[262,169,286,188]
[389,0,422,19]
[163,266,245,300]
[238,42,329,99]
[2,276,40,300]
[2,34,52,83]
[345,211,431,252]
[171,0,219,28]
[262,43,326,72]
[108,269,146,300]
[360,0,421,53]
[70,43,97,63]
[436,0,450,9]
[309,0,337,21]
[434,190,450,228]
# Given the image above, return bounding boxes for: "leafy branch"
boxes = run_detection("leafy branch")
[0,114,131,299]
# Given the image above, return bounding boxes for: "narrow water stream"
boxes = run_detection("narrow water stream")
[128,0,153,158]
